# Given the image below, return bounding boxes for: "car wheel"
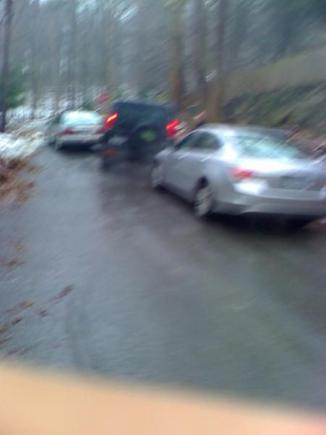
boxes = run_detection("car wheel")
[151,163,164,190]
[194,184,213,218]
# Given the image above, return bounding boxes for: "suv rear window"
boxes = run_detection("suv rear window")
[113,103,175,126]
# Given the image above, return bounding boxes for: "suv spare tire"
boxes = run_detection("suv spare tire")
[129,125,161,161]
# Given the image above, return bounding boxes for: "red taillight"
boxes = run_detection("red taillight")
[166,118,180,138]
[60,128,75,136]
[231,168,255,180]
[103,148,116,157]
[103,112,118,130]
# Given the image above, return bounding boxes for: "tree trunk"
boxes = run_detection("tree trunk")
[30,0,40,119]
[169,2,186,110]
[193,0,207,105]
[53,7,63,113]
[104,0,114,95]
[0,0,13,132]
[68,0,77,109]
[229,0,246,67]
[208,0,227,122]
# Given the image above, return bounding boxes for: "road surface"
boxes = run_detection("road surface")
[1,146,326,409]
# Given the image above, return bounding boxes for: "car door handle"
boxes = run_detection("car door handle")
[200,157,209,163]
[177,155,186,160]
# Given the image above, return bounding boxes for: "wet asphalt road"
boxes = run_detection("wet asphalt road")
[1,146,326,409]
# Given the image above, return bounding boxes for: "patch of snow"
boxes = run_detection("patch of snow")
[0,131,44,160]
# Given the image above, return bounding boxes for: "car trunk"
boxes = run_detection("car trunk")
[235,158,326,199]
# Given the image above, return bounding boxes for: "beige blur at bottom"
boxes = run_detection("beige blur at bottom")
[0,364,325,435]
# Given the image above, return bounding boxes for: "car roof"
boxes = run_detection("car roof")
[196,124,288,140]
[62,110,99,116]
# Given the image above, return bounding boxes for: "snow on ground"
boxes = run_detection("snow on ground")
[0,122,45,160]
[0,120,44,203]
[0,132,44,160]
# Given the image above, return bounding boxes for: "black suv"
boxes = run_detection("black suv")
[100,101,180,166]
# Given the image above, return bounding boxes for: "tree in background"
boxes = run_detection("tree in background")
[205,0,227,122]
[0,0,14,132]
[68,0,77,108]
[192,0,207,105]
[166,0,188,110]
[30,0,40,119]
[6,67,26,109]
[271,0,326,57]
[4,0,326,121]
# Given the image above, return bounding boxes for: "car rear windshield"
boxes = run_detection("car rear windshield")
[234,135,307,160]
[63,112,103,126]
[113,103,174,125]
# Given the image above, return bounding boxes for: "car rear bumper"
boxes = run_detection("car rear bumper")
[215,189,326,218]
[58,134,103,146]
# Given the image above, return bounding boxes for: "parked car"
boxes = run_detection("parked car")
[47,110,103,150]
[151,125,326,227]
[100,101,181,166]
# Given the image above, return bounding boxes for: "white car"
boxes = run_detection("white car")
[47,110,103,150]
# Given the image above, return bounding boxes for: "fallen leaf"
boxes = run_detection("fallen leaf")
[51,285,74,303]
[11,317,23,326]
[38,309,48,318]
[15,242,24,253]
[0,325,8,334]
[5,258,23,268]
[6,300,33,315]
[0,337,10,346]
[19,301,33,310]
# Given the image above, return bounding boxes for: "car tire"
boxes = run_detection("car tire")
[194,183,214,218]
[151,163,164,190]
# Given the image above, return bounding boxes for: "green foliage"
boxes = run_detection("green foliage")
[2,68,26,109]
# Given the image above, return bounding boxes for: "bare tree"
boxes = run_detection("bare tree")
[192,0,207,104]
[208,0,228,122]
[0,0,13,132]
[30,0,40,119]
[67,0,77,108]
[166,0,188,109]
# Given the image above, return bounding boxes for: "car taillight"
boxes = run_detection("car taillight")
[166,119,180,138]
[103,112,118,131]
[103,148,116,157]
[60,128,75,135]
[231,168,255,180]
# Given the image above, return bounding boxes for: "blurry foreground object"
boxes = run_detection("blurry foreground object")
[0,363,325,435]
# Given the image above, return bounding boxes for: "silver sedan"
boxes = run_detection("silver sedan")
[151,125,326,226]
[47,110,103,150]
